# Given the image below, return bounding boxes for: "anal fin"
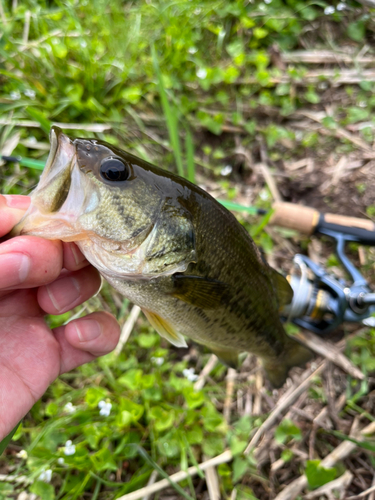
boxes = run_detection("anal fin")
[142,309,188,348]
[210,347,239,369]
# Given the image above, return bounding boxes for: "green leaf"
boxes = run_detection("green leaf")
[183,387,205,409]
[305,90,320,104]
[45,402,59,417]
[275,419,302,444]
[201,404,227,433]
[137,333,159,348]
[85,387,108,408]
[121,86,143,104]
[300,6,318,21]
[0,483,14,498]
[253,28,268,39]
[30,481,55,500]
[346,107,370,124]
[347,21,366,42]
[281,449,294,462]
[118,368,143,390]
[321,116,337,129]
[25,107,51,135]
[90,447,118,472]
[186,426,203,445]
[148,406,175,432]
[202,434,225,456]
[232,456,248,482]
[230,436,247,456]
[305,460,337,489]
[116,398,144,427]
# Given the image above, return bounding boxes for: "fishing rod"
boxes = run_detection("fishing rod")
[2,155,375,334]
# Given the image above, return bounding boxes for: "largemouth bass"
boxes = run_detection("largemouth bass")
[14,126,312,387]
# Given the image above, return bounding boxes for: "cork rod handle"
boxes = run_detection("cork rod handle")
[270,202,375,244]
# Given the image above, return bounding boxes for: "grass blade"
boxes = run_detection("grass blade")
[136,445,195,500]
[185,126,195,183]
[218,199,265,216]
[0,422,20,455]
[151,45,184,177]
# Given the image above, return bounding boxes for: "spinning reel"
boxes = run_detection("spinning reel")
[272,203,375,335]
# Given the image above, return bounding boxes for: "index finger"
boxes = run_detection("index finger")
[0,195,30,237]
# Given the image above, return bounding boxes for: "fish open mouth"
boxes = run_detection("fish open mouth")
[12,126,90,241]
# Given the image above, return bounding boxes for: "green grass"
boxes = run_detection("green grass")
[1,0,375,499]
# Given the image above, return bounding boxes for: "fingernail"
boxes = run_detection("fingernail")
[3,195,31,210]
[0,253,31,288]
[69,243,86,266]
[46,276,80,312]
[74,319,102,342]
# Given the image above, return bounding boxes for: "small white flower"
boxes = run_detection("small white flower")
[337,2,346,9]
[194,8,201,14]
[151,356,164,366]
[38,469,52,483]
[64,402,76,414]
[16,449,28,459]
[188,47,198,54]
[98,400,112,417]
[324,6,335,14]
[80,40,87,48]
[259,189,269,201]
[264,0,272,4]
[196,68,207,79]
[64,440,76,456]
[24,89,36,99]
[57,457,65,466]
[10,91,21,100]
[220,165,233,176]
[27,136,37,144]
[183,368,199,382]
[358,101,367,108]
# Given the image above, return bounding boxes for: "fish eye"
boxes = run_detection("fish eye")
[100,158,129,182]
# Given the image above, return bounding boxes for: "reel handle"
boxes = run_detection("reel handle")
[271,202,375,245]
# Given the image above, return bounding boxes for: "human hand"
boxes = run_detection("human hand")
[0,194,120,440]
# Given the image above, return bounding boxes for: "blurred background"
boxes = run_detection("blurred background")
[1,1,375,499]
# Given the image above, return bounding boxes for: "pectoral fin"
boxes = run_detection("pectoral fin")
[171,274,228,309]
[142,309,188,348]
[270,268,293,308]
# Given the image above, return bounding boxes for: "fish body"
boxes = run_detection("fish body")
[15,127,312,386]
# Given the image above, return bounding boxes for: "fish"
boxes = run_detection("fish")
[13,126,312,387]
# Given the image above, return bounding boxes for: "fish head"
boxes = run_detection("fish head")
[14,126,196,279]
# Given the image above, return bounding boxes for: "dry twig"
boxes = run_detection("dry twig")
[244,361,327,454]
[224,368,237,422]
[0,118,112,132]
[113,305,141,357]
[194,354,218,391]
[116,450,233,500]
[204,456,221,500]
[291,330,365,380]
